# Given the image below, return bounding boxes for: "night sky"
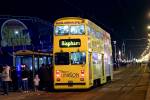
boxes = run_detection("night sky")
[0,0,150,58]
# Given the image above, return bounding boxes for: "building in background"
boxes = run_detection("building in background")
[0,16,53,67]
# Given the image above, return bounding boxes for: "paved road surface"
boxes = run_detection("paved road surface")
[0,65,150,100]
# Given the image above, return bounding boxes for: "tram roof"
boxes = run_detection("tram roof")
[54,17,84,22]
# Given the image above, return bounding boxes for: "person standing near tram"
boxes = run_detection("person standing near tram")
[21,64,29,93]
[1,64,11,95]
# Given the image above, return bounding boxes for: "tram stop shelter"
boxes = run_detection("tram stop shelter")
[15,50,52,75]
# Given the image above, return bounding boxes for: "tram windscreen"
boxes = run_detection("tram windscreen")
[55,26,69,35]
[70,25,84,35]
[55,52,69,65]
[71,52,86,65]
[55,25,85,35]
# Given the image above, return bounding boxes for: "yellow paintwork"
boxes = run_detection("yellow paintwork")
[53,17,112,89]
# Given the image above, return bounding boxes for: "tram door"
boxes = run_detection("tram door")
[88,52,93,85]
[101,54,106,84]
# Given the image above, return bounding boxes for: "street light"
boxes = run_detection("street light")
[148,39,150,43]
[143,25,150,61]
[147,25,150,30]
[119,50,121,61]
[14,30,19,35]
[148,34,150,37]
[113,41,117,62]
[119,50,121,56]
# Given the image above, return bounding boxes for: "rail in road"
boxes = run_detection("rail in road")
[0,65,150,100]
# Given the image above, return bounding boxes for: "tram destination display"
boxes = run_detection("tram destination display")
[59,39,81,47]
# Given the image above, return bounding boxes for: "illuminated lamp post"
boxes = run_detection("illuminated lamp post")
[113,41,117,62]
[12,30,20,66]
[119,50,121,61]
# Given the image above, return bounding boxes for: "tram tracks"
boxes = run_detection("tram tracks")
[99,66,150,100]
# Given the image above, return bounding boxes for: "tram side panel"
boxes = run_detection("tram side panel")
[103,32,113,82]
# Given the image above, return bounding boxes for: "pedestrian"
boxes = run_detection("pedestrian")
[33,74,40,92]
[11,66,18,91]
[38,64,50,91]
[1,64,11,95]
[49,64,53,91]
[21,64,29,93]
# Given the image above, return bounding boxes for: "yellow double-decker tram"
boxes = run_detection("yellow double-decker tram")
[53,17,113,89]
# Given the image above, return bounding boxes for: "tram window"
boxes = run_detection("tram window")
[71,52,86,65]
[55,52,69,65]
[92,53,98,64]
[70,25,85,35]
[55,26,69,35]
[87,26,90,35]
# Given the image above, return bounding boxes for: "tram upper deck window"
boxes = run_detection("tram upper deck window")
[55,25,85,35]
[55,26,69,35]
[71,52,86,65]
[70,25,84,35]
[55,52,69,65]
